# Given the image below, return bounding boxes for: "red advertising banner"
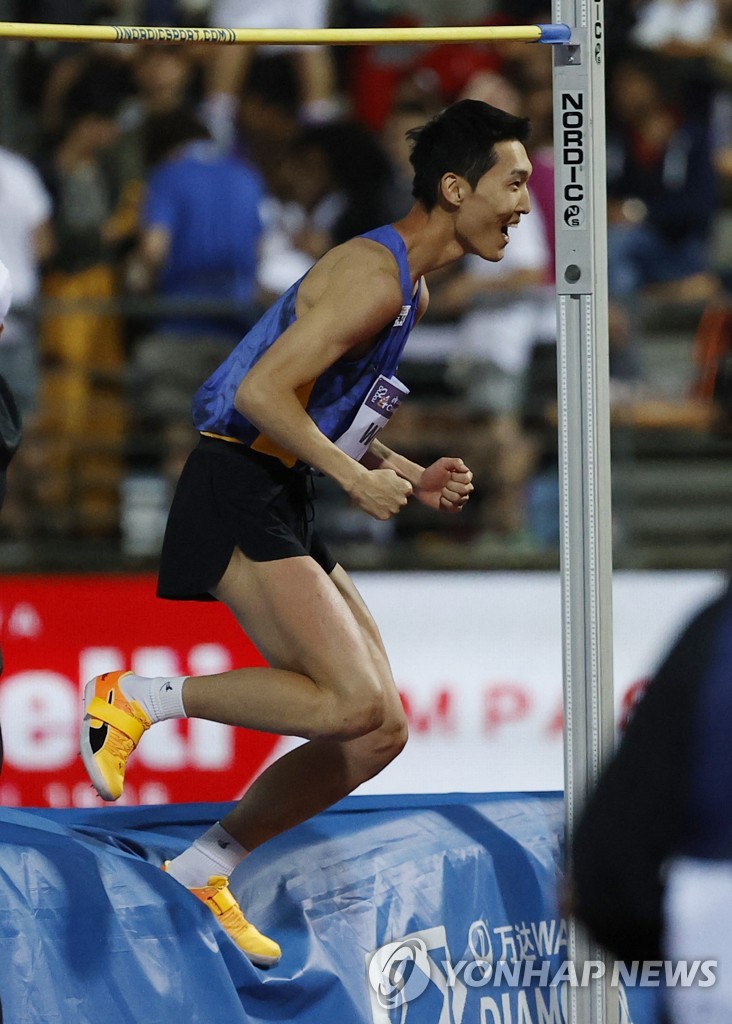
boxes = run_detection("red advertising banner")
[0,575,282,808]
[2,570,723,806]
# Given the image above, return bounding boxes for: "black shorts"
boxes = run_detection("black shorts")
[157,435,337,601]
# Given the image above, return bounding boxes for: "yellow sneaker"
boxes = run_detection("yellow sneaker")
[80,670,152,801]
[163,864,282,966]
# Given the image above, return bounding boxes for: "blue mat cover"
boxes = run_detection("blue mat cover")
[0,793,649,1024]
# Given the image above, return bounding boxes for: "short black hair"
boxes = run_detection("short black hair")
[407,99,531,209]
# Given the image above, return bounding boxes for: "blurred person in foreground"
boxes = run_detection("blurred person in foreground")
[0,260,22,750]
[80,100,532,967]
[569,576,732,1024]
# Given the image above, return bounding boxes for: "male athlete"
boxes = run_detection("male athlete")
[80,100,533,965]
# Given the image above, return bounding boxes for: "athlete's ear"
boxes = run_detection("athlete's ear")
[439,172,466,208]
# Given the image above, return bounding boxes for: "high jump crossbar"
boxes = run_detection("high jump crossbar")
[0,8,615,1024]
[0,22,572,45]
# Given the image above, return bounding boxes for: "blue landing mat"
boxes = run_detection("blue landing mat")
[0,794,647,1024]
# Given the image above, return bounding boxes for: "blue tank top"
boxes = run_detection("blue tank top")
[191,224,421,467]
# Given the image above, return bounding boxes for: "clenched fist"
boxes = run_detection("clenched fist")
[348,468,413,521]
[414,458,474,513]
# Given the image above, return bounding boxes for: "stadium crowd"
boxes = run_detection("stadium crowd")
[0,0,730,568]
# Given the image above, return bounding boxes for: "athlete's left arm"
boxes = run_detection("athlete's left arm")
[363,439,473,514]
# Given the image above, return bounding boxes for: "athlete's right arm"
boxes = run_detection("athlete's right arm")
[233,248,413,520]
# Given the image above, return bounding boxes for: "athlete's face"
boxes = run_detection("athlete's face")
[451,139,533,261]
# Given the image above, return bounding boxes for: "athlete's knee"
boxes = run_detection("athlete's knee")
[310,658,391,739]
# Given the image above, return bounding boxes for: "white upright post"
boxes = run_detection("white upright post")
[552,2,618,1023]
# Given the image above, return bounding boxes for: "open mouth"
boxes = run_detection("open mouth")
[500,219,520,243]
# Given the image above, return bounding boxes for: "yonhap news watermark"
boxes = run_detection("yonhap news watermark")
[366,927,717,1023]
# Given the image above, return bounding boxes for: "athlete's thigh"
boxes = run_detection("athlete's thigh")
[212,547,381,691]
[326,563,389,661]
[327,563,404,708]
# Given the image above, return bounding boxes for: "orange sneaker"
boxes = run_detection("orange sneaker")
[80,670,152,801]
[163,863,282,966]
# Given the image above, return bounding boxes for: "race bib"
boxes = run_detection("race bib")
[334,374,409,461]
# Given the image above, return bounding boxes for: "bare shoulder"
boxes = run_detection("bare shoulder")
[297,237,404,322]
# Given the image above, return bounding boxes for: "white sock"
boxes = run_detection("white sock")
[165,823,248,888]
[120,673,188,723]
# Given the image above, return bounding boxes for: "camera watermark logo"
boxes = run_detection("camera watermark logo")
[366,921,718,1024]
[367,936,431,1011]
[365,925,467,1024]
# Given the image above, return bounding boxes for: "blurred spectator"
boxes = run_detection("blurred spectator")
[625,0,720,132]
[605,0,642,68]
[437,218,552,411]
[118,44,200,135]
[104,44,201,253]
[0,143,54,418]
[287,121,397,248]
[607,54,721,305]
[130,109,264,332]
[415,39,501,106]
[708,0,732,73]
[41,93,124,383]
[13,2,193,147]
[348,41,436,136]
[39,90,127,538]
[126,109,265,490]
[233,52,303,190]
[258,119,397,297]
[630,0,717,58]
[402,73,552,543]
[204,0,341,154]
[39,40,136,142]
[43,108,121,278]
[420,209,551,541]
[345,4,499,133]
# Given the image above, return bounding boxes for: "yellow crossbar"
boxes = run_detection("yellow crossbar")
[0,22,556,46]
